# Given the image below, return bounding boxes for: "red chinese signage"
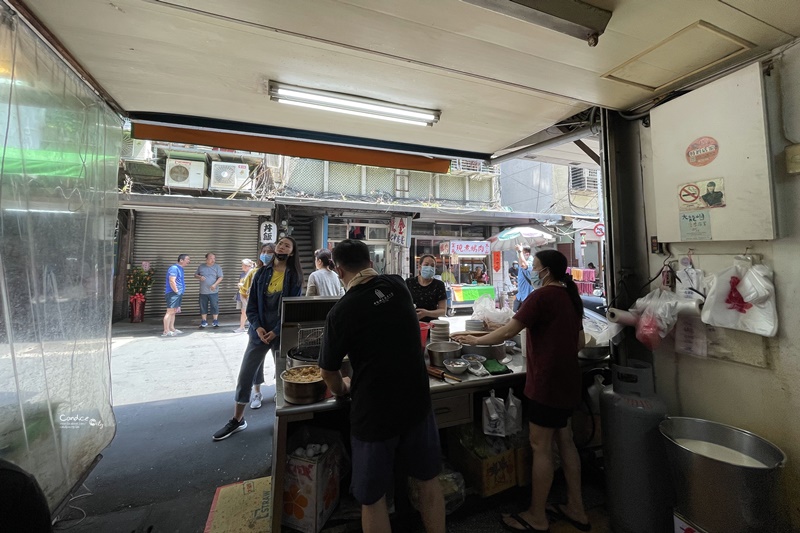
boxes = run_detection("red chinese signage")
[449,241,490,255]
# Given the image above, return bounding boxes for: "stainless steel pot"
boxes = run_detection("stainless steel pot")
[281,365,328,405]
[426,341,462,368]
[455,331,506,361]
[462,342,505,361]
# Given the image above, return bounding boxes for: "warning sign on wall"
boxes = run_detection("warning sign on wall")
[678,178,726,211]
[686,136,719,167]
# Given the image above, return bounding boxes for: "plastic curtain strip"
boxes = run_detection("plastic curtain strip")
[0,12,122,509]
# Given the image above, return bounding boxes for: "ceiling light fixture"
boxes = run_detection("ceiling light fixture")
[269,81,440,127]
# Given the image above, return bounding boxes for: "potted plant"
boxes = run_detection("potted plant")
[127,261,155,323]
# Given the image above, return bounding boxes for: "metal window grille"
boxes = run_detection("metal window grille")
[437,174,466,201]
[569,167,599,191]
[328,162,361,194]
[365,167,394,194]
[409,171,432,200]
[287,159,324,194]
[469,178,493,202]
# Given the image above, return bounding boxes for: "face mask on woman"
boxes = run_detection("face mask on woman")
[420,265,435,279]
[531,268,545,287]
[260,253,273,263]
[275,253,289,261]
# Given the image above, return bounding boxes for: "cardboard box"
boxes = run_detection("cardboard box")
[448,436,516,497]
[515,445,532,487]
[282,447,340,533]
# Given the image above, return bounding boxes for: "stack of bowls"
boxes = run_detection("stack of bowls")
[429,320,451,343]
[466,319,485,331]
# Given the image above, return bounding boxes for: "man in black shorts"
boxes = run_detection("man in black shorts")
[319,239,445,533]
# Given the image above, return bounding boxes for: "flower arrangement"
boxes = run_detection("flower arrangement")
[127,261,155,301]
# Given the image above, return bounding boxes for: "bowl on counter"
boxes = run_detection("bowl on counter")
[503,340,517,354]
[427,341,462,368]
[442,358,469,375]
[461,354,486,369]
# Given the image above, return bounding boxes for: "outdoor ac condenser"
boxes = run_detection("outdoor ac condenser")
[210,162,251,192]
[164,159,207,189]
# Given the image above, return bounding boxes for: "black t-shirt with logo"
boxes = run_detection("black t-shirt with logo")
[405,276,447,323]
[320,274,431,441]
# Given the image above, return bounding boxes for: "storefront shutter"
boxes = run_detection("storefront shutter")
[132,212,261,318]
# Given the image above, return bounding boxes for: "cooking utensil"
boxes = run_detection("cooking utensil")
[281,365,328,405]
[426,341,462,368]
[459,341,505,362]
[426,365,462,382]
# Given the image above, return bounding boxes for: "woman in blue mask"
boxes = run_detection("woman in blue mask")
[405,253,447,323]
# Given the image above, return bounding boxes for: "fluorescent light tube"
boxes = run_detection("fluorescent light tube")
[269,81,440,127]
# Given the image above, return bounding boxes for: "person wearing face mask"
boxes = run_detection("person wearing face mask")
[213,237,303,441]
[453,250,589,532]
[405,254,447,323]
[319,239,445,533]
[236,243,275,332]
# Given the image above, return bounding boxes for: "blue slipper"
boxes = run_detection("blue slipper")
[501,512,549,532]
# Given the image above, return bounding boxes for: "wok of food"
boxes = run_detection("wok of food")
[282,365,323,383]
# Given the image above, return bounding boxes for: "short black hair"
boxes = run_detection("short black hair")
[205,252,215,259]
[332,239,371,272]
[177,254,189,262]
[522,245,531,253]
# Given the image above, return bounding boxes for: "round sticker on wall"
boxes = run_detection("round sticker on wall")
[685,136,719,167]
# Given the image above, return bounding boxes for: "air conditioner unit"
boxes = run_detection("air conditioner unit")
[120,136,152,160]
[164,159,207,189]
[266,154,282,168]
[210,161,251,192]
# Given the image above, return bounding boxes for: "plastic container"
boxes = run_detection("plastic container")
[660,417,786,533]
[419,322,431,347]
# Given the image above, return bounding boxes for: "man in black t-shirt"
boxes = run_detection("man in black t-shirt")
[320,239,445,533]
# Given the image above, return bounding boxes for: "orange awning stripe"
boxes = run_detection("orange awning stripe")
[132,123,451,174]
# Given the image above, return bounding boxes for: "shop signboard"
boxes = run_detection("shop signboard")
[389,216,410,247]
[439,241,451,255]
[260,221,278,244]
[450,240,490,255]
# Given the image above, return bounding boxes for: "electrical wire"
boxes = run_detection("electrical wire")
[52,483,93,530]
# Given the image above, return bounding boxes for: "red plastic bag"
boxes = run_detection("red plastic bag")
[635,312,662,350]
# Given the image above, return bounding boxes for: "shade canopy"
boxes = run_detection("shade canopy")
[486,226,555,251]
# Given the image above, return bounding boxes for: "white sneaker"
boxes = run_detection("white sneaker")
[173,329,183,335]
[250,392,263,409]
[233,327,246,333]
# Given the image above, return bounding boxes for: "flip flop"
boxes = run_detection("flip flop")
[546,503,591,532]
[500,512,550,532]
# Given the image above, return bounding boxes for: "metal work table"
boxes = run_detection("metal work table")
[269,350,527,531]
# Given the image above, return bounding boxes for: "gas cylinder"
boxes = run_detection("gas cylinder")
[600,360,673,533]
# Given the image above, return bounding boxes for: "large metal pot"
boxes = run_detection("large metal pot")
[427,341,462,368]
[462,342,505,361]
[281,365,328,405]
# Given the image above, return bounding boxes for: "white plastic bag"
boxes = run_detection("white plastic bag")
[482,389,506,437]
[701,264,777,337]
[505,389,522,436]
[631,289,681,350]
[471,294,513,329]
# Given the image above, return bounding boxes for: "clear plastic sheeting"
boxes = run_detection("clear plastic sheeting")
[0,11,121,510]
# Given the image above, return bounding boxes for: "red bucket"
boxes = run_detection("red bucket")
[419,322,431,347]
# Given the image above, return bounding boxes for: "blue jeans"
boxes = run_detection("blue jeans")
[234,338,278,404]
[199,293,219,315]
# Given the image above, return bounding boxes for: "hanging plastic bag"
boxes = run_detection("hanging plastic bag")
[701,263,777,337]
[505,389,522,436]
[482,389,506,437]
[631,289,680,350]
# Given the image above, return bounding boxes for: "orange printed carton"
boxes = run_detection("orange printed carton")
[282,446,340,533]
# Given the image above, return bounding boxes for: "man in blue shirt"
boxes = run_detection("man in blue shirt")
[513,244,534,312]
[163,254,190,337]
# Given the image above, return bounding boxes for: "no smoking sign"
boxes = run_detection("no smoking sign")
[680,184,701,203]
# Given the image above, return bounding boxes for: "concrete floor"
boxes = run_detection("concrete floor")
[51,312,610,532]
[53,314,277,532]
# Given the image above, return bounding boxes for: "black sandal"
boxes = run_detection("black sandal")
[500,512,550,532]
[546,503,591,532]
